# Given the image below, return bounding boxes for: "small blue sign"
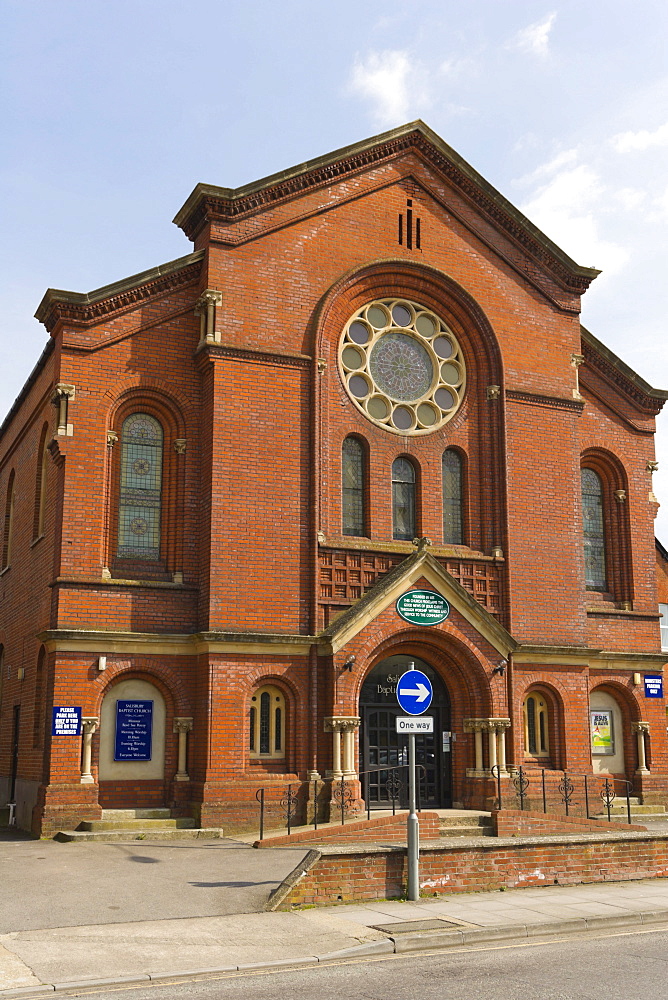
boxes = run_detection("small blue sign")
[114,700,153,761]
[52,706,82,736]
[396,669,433,716]
[644,675,664,699]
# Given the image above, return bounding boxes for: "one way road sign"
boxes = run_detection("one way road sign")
[396,669,433,716]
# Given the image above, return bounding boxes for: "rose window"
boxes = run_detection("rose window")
[339,298,466,434]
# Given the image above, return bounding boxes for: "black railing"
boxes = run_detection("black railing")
[491,765,634,824]
[255,764,426,841]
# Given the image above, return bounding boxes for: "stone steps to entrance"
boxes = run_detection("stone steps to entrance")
[437,810,494,838]
[54,807,224,843]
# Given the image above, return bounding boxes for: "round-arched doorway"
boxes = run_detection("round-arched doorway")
[360,655,451,808]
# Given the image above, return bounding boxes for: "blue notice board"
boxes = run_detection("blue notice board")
[644,675,664,699]
[114,700,153,761]
[52,706,82,736]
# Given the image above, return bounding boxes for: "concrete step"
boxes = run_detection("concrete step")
[54,828,224,843]
[439,824,495,838]
[597,804,666,815]
[100,808,172,820]
[78,817,198,832]
[438,814,492,828]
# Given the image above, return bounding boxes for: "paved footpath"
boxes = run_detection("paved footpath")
[3,831,668,996]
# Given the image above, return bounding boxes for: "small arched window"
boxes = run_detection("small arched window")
[442,449,463,544]
[581,468,606,591]
[249,685,286,758]
[33,423,49,540]
[33,647,45,748]
[392,457,416,541]
[342,437,366,536]
[117,414,163,560]
[523,692,550,757]
[2,471,15,570]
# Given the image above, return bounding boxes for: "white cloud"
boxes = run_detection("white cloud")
[348,50,416,126]
[611,122,668,153]
[613,187,646,211]
[510,12,557,58]
[519,162,629,274]
[514,148,579,186]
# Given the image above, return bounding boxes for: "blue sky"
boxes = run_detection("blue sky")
[2,0,668,539]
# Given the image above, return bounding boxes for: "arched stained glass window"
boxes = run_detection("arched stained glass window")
[342,437,365,536]
[392,457,416,541]
[523,692,550,757]
[581,468,606,591]
[442,450,463,545]
[117,414,163,560]
[249,685,286,759]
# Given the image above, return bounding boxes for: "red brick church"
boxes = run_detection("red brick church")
[1,121,666,837]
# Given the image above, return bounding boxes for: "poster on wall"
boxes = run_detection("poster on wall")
[590,710,614,755]
[114,700,153,761]
[52,706,82,736]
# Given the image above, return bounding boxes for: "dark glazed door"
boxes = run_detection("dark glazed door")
[360,655,451,809]
[10,705,20,801]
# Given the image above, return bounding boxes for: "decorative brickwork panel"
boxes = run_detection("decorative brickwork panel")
[318,548,503,627]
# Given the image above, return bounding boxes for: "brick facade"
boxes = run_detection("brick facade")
[0,122,667,837]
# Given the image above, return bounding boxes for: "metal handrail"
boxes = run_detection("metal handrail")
[491,765,634,824]
[255,763,427,840]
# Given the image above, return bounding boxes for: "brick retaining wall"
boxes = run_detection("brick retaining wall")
[271,832,668,908]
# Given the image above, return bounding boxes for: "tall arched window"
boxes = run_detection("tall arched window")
[581,468,606,591]
[342,437,366,536]
[249,685,286,759]
[33,423,49,540]
[117,414,163,560]
[392,457,416,541]
[442,449,463,544]
[2,471,15,570]
[523,691,550,758]
[33,647,45,748]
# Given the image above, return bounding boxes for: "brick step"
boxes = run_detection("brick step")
[54,828,224,843]
[78,817,198,832]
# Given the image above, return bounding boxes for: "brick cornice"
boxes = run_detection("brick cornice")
[35,251,204,332]
[581,326,668,414]
[173,122,599,295]
[197,342,312,369]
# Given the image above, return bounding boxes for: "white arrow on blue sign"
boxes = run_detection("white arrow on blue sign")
[396,669,433,716]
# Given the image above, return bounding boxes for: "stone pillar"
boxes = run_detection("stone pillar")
[80,718,98,784]
[632,721,650,774]
[491,718,511,774]
[464,719,487,776]
[53,383,76,436]
[173,718,193,781]
[487,723,497,771]
[324,717,361,779]
[194,289,223,344]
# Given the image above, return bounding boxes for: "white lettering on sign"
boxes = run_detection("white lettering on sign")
[396,716,434,733]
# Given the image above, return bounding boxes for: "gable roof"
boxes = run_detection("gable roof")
[320,541,516,657]
[173,121,600,295]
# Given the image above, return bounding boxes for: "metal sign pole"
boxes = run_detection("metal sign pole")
[407,731,419,901]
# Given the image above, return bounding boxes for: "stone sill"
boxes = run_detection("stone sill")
[52,576,197,591]
[320,537,501,562]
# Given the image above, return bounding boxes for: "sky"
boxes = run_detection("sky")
[1,0,667,540]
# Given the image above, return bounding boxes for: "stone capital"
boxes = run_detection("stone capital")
[463,718,488,733]
[81,717,98,735]
[53,383,76,401]
[194,289,222,314]
[173,717,194,734]
[324,716,361,733]
[631,721,650,734]
[174,438,187,455]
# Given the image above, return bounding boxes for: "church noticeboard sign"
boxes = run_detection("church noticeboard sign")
[396,589,450,626]
[114,700,153,761]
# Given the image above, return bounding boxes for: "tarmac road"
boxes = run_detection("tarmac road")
[0,831,308,932]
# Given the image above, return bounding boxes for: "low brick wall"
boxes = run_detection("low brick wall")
[255,811,440,847]
[271,832,668,908]
[493,808,647,836]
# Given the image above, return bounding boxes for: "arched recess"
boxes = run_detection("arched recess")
[98,677,168,805]
[33,423,49,540]
[580,448,633,604]
[589,682,639,777]
[105,389,187,580]
[312,259,506,563]
[246,676,295,774]
[354,628,495,808]
[521,683,565,770]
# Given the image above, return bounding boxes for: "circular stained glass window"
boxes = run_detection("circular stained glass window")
[339,297,466,435]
